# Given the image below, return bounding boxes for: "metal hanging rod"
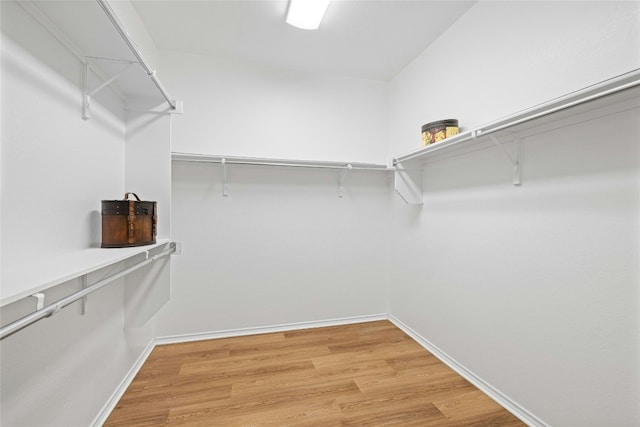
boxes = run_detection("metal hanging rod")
[394,68,640,164]
[0,243,176,341]
[96,0,176,110]
[172,152,393,171]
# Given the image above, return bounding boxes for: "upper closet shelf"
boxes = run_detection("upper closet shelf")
[172,152,392,171]
[393,69,640,204]
[172,152,393,198]
[20,0,179,119]
[1,239,171,308]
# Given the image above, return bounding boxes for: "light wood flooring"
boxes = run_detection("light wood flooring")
[105,320,525,426]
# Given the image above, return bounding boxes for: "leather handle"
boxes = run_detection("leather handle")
[124,192,141,201]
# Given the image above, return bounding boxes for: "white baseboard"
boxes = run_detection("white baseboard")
[153,313,389,346]
[388,315,548,427]
[91,313,387,426]
[91,339,156,427]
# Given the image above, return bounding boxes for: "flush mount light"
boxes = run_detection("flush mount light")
[286,0,331,30]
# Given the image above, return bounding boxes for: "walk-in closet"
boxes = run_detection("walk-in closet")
[1,1,639,426]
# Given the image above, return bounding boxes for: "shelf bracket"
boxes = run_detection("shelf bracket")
[31,293,45,311]
[338,164,352,198]
[81,275,88,315]
[488,134,521,186]
[513,136,521,186]
[82,57,137,120]
[393,161,423,205]
[221,158,229,197]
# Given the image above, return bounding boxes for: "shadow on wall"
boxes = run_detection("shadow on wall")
[88,210,102,248]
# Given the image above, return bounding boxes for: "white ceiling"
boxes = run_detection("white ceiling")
[131,0,476,81]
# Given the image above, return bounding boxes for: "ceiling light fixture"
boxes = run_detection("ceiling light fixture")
[286,0,331,30]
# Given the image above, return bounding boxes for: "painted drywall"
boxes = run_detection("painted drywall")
[124,100,173,328]
[119,0,175,332]
[154,49,391,337]
[0,3,125,264]
[0,1,171,425]
[388,1,640,426]
[155,162,391,337]
[389,0,640,159]
[160,49,390,165]
[125,100,172,241]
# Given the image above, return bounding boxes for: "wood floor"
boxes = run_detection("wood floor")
[105,320,525,426]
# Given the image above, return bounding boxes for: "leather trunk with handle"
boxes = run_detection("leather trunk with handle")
[101,192,157,248]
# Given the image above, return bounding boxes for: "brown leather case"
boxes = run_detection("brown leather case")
[101,192,157,248]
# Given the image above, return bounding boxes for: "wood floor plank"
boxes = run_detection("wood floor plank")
[340,395,446,427]
[104,320,525,426]
[231,358,395,398]
[165,380,362,425]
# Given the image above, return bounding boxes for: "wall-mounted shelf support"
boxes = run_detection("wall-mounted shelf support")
[31,293,45,311]
[19,1,179,120]
[80,275,88,315]
[338,164,352,198]
[17,1,126,106]
[221,158,229,197]
[96,0,177,111]
[82,57,136,120]
[394,162,423,205]
[487,133,521,186]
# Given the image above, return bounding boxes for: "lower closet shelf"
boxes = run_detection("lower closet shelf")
[1,239,170,307]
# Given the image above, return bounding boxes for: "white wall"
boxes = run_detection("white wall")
[162,50,389,164]
[154,50,391,337]
[124,103,173,329]
[156,160,391,337]
[388,1,640,426]
[389,0,640,158]
[1,3,125,263]
[0,2,170,425]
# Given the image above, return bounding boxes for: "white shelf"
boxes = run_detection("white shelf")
[172,152,392,171]
[172,153,393,198]
[393,69,640,204]
[20,1,176,113]
[1,239,170,308]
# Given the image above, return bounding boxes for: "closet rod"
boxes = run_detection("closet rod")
[394,68,640,164]
[0,244,176,341]
[172,154,392,171]
[96,0,176,110]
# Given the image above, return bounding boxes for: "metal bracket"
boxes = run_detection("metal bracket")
[172,241,183,255]
[31,293,45,311]
[393,162,423,205]
[82,57,137,120]
[51,303,63,316]
[221,158,229,197]
[338,164,352,198]
[488,134,521,186]
[81,275,88,315]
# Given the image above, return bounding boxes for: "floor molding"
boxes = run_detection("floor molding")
[91,339,156,427]
[153,313,389,346]
[388,315,547,427]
